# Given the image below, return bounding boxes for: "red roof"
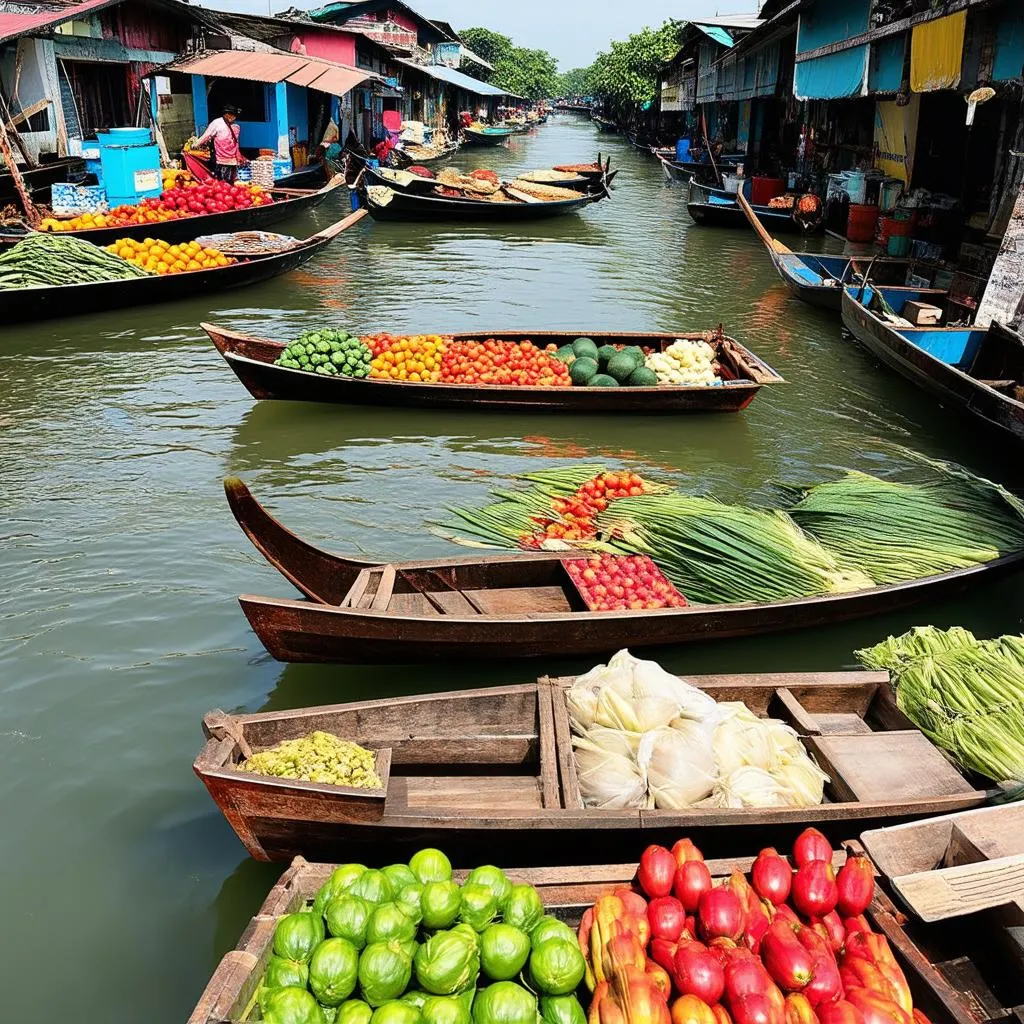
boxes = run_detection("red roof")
[0,0,127,45]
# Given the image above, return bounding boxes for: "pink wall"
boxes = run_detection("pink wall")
[388,10,417,33]
[289,30,357,67]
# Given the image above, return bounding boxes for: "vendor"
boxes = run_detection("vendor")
[195,104,248,182]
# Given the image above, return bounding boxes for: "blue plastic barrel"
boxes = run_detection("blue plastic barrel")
[96,127,161,206]
[676,138,692,162]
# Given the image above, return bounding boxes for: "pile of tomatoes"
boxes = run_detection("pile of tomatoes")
[564,553,687,612]
[367,334,446,382]
[438,339,571,387]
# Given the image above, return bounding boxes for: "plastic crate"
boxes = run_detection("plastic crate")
[51,182,108,216]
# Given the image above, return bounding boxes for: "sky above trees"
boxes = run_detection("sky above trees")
[200,0,760,68]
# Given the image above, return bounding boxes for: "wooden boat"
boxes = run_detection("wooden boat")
[591,116,618,133]
[188,854,990,1024]
[0,155,84,206]
[739,192,909,310]
[462,126,514,146]
[658,154,738,187]
[223,478,1024,665]
[194,670,986,861]
[688,182,822,234]
[393,139,461,167]
[360,180,609,222]
[204,325,783,410]
[1,210,366,325]
[0,175,346,249]
[841,285,1024,443]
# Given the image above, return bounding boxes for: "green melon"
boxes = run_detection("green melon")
[626,366,659,387]
[606,353,638,383]
[588,373,618,388]
[569,357,598,385]
[596,345,619,369]
[621,346,646,367]
[571,337,599,361]
[555,344,575,364]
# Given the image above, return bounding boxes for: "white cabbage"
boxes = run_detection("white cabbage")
[638,721,717,808]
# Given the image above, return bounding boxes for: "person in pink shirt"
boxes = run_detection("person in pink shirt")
[196,104,247,182]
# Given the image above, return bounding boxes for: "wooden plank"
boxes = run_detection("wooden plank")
[370,564,397,612]
[469,586,574,614]
[773,687,821,735]
[892,855,1024,922]
[547,680,584,809]
[806,732,976,803]
[341,568,372,609]
[403,775,543,811]
[536,683,561,809]
[814,713,873,735]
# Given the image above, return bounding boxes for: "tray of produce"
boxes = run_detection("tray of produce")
[202,325,784,413]
[194,231,302,257]
[186,833,981,1024]
[194,640,986,862]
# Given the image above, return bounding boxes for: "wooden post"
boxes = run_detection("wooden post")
[0,114,39,225]
[975,174,1024,329]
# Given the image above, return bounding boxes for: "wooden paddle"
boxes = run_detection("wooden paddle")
[737,191,791,254]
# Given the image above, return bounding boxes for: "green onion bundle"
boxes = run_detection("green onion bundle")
[856,626,1024,784]
[789,471,1024,584]
[598,493,873,604]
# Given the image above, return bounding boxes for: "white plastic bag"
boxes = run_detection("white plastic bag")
[573,727,648,809]
[638,721,717,809]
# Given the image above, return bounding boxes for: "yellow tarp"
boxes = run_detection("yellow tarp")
[910,11,966,92]
[874,95,920,185]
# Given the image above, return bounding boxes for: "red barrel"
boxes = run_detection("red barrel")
[877,215,909,246]
[847,203,879,243]
[751,176,785,206]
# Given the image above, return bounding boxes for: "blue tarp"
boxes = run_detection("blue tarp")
[869,34,906,93]
[694,24,736,48]
[796,0,869,53]
[795,47,868,99]
[994,6,1024,81]
[396,59,517,97]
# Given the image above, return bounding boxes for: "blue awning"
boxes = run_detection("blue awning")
[868,33,906,94]
[694,24,736,48]
[994,5,1024,81]
[795,47,868,99]
[396,59,519,98]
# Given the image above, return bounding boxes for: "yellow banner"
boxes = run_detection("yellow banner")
[874,95,920,185]
[910,11,966,92]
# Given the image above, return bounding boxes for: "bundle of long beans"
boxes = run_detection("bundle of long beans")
[789,470,1024,583]
[856,626,1024,784]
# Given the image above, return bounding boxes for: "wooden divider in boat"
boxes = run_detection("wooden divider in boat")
[194,672,985,863]
[187,852,983,1024]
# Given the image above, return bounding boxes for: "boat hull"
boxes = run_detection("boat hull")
[841,288,1024,443]
[688,199,816,234]
[363,187,603,222]
[462,129,513,146]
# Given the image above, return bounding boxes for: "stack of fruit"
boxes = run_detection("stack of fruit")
[368,335,448,382]
[564,554,687,611]
[275,330,373,377]
[583,831,925,1024]
[644,341,721,387]
[438,339,571,387]
[555,338,659,388]
[103,237,233,274]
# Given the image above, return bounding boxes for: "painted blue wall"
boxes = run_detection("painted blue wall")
[191,78,286,153]
[994,6,1024,82]
[286,83,309,143]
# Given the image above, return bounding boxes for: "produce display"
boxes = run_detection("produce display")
[368,334,447,382]
[256,848,588,1024]
[0,232,150,289]
[567,649,828,809]
[38,180,272,232]
[447,458,1024,603]
[644,341,722,387]
[555,338,658,388]
[857,625,1024,785]
[564,555,687,611]
[439,339,571,387]
[103,237,234,274]
[580,831,926,1024]
[275,330,374,377]
[240,731,382,787]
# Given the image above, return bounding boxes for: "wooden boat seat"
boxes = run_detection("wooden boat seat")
[388,774,544,812]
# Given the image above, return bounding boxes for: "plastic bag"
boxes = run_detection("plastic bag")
[699,765,792,808]
[638,721,717,809]
[572,727,648,809]
[711,704,805,775]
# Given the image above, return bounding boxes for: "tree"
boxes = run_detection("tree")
[557,66,594,98]
[458,27,514,80]
[589,21,683,110]
[493,47,559,100]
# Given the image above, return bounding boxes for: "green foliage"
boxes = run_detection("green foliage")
[493,47,559,100]
[589,21,684,108]
[556,66,594,98]
[458,28,513,81]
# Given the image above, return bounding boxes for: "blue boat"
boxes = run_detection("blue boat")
[462,126,515,146]
[841,283,1024,444]
[687,181,822,235]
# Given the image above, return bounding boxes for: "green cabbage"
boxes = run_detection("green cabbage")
[326,895,372,949]
[479,925,530,982]
[471,982,537,1024]
[274,912,327,964]
[383,864,419,893]
[309,937,360,1007]
[358,941,413,1007]
[529,918,576,949]
[367,903,418,945]
[401,991,431,1010]
[422,995,473,1024]
[540,995,586,1024]
[263,986,327,1024]
[502,886,544,934]
[458,884,498,932]
[421,881,462,930]
[371,1001,423,1024]
[410,848,453,884]
[465,867,510,909]
[338,999,374,1024]
[315,865,367,916]
[414,929,480,995]
[265,955,310,990]
[527,940,585,996]
[323,1007,339,1024]
[449,924,480,949]
[350,870,395,906]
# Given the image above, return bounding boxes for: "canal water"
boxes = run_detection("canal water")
[2,114,1022,1023]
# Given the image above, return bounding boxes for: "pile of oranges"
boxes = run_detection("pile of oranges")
[41,206,185,231]
[104,237,234,275]
[439,339,571,387]
[367,334,448,382]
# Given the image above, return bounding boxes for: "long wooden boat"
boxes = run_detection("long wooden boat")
[462,126,514,146]
[739,192,909,310]
[393,139,460,166]
[0,175,346,249]
[363,164,604,198]
[841,284,1024,443]
[223,478,1024,664]
[188,853,989,1024]
[689,182,822,235]
[360,181,608,222]
[204,325,784,411]
[0,211,366,325]
[194,671,986,861]
[591,116,618,133]
[659,154,739,187]
[0,155,84,205]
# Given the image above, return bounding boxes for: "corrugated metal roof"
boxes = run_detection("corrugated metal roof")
[0,0,122,44]
[395,57,517,97]
[163,48,376,97]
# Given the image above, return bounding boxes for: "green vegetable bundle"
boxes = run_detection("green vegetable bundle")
[0,232,151,289]
[259,849,586,1024]
[856,625,1024,784]
[277,328,372,378]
